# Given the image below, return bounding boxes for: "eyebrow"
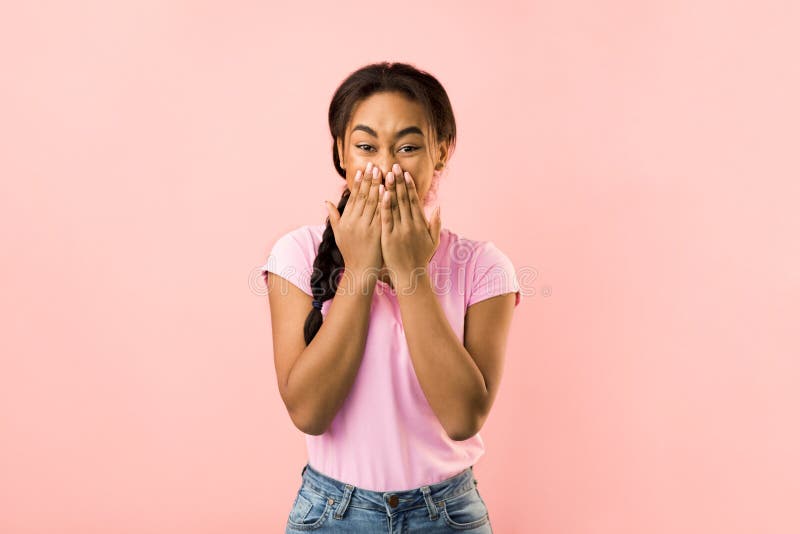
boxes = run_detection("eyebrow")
[351,124,424,139]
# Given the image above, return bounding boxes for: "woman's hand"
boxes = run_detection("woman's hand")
[324,164,384,277]
[380,163,442,289]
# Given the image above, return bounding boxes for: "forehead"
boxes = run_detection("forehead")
[348,92,428,134]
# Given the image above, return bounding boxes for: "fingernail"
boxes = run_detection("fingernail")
[366,162,373,172]
[355,170,362,181]
[404,171,411,182]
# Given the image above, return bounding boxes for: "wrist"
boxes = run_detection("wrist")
[337,266,379,295]
[392,267,430,293]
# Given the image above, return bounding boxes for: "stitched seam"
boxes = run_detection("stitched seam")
[301,482,476,509]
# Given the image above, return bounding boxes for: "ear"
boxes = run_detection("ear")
[436,141,449,168]
[336,137,345,169]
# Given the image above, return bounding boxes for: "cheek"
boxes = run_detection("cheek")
[414,177,432,197]
[399,163,424,182]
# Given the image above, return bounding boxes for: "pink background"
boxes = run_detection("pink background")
[2,1,798,533]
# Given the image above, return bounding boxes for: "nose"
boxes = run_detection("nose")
[377,159,399,179]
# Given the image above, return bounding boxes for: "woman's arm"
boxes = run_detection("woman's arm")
[395,271,517,441]
[267,267,376,435]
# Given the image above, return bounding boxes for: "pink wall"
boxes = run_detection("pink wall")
[2,1,798,533]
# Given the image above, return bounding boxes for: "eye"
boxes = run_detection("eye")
[356,144,419,153]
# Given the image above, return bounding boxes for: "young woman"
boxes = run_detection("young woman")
[261,62,521,533]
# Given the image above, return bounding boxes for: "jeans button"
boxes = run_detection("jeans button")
[386,494,399,507]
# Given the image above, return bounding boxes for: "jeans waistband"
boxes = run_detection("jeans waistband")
[299,462,478,516]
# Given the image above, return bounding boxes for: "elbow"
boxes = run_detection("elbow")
[446,416,482,442]
[282,379,330,436]
[447,429,474,442]
[287,405,329,436]
[300,421,329,436]
[298,426,327,436]
[446,402,486,442]
[447,424,479,442]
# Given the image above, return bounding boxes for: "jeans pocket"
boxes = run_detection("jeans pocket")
[286,484,332,531]
[439,487,491,530]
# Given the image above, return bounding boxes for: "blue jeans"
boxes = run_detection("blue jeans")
[285,462,494,533]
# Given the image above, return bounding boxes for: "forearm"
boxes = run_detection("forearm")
[286,268,376,434]
[395,270,487,441]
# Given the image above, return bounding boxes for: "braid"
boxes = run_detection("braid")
[303,188,350,345]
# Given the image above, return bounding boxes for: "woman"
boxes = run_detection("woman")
[261,61,521,533]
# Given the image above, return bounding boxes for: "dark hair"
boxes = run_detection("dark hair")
[303,61,457,345]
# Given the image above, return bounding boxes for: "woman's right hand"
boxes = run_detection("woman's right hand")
[324,163,384,279]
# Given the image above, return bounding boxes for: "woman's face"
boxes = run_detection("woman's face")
[337,91,448,206]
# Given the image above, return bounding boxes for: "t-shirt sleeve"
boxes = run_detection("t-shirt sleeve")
[466,241,522,308]
[259,227,315,297]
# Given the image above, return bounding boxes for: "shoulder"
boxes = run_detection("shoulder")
[266,223,326,260]
[276,222,326,248]
[436,227,513,270]
[259,223,327,295]
[437,227,522,308]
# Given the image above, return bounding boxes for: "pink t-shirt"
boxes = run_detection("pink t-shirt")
[261,223,521,491]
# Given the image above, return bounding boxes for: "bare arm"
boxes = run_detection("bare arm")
[395,270,517,441]
[269,162,385,435]
[267,267,376,435]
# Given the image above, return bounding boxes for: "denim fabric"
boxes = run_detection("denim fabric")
[285,463,494,533]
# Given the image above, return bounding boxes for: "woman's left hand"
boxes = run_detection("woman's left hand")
[380,163,442,289]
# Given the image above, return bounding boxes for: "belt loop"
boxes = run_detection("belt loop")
[420,485,439,520]
[333,483,354,520]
